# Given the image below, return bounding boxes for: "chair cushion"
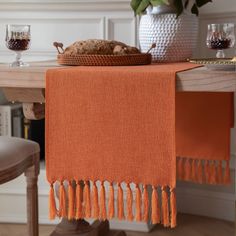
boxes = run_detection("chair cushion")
[0,136,40,172]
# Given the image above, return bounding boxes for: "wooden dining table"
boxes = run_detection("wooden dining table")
[0,61,235,236]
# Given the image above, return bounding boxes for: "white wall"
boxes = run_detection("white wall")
[200,0,236,14]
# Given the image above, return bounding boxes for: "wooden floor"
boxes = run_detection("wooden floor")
[0,214,234,236]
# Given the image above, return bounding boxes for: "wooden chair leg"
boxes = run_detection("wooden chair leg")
[25,153,40,236]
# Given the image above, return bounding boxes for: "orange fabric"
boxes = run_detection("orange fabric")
[176,92,233,184]
[176,92,232,160]
[46,63,232,226]
[46,63,194,186]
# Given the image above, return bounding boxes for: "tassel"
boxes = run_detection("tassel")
[217,161,223,184]
[117,183,124,220]
[170,188,177,228]
[224,161,231,185]
[151,186,160,224]
[177,157,184,180]
[92,181,99,219]
[126,183,133,221]
[161,186,169,227]
[49,183,57,220]
[143,185,149,222]
[191,160,196,182]
[209,161,217,184]
[59,181,67,218]
[100,181,107,220]
[184,158,191,181]
[68,181,75,219]
[84,181,91,218]
[135,184,142,221]
[75,181,83,219]
[205,161,211,183]
[197,160,203,184]
[108,182,114,219]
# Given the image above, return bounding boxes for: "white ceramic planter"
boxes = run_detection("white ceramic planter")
[139,12,199,62]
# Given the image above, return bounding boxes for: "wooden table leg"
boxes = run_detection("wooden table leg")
[24,153,40,236]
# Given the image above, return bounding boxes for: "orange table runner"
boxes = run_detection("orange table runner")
[46,63,232,228]
[176,92,233,184]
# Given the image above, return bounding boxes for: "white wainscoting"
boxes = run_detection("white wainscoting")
[0,0,235,230]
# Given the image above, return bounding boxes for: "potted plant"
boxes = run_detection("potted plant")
[131,0,212,62]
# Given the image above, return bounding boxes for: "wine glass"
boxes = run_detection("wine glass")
[5,24,31,67]
[206,23,235,58]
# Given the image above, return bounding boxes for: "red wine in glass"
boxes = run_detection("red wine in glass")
[206,23,235,58]
[5,25,31,67]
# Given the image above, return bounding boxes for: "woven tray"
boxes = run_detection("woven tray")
[57,53,152,66]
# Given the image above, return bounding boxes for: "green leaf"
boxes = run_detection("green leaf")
[173,0,184,17]
[130,0,143,13]
[135,0,151,15]
[150,0,170,6]
[196,0,212,7]
[191,3,199,15]
[130,0,170,15]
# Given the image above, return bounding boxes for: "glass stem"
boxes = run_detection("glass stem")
[16,51,22,63]
[216,50,225,58]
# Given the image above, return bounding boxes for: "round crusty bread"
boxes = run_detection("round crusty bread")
[64,39,140,55]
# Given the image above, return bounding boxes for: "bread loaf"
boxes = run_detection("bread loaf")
[64,39,140,55]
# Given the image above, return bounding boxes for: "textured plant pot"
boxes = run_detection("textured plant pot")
[139,13,199,62]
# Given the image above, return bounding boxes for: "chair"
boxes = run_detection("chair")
[0,136,40,236]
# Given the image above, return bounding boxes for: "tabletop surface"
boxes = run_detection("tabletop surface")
[0,61,235,92]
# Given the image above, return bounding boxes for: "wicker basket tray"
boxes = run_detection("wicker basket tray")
[57,53,152,66]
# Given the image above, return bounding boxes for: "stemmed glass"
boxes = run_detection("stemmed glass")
[5,24,31,67]
[206,23,235,58]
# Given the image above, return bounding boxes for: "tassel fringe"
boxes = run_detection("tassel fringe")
[191,160,196,182]
[143,185,149,222]
[68,181,75,219]
[117,183,124,220]
[177,157,231,185]
[92,181,99,219]
[59,181,67,218]
[49,183,57,220]
[126,183,133,221]
[48,181,177,227]
[84,181,91,218]
[197,160,203,184]
[142,185,149,222]
[184,159,191,181]
[161,186,169,227]
[224,161,231,184]
[217,161,223,184]
[170,188,177,228]
[151,186,160,224]
[108,183,114,219]
[48,158,228,225]
[99,181,107,220]
[135,184,142,221]
[75,181,83,219]
[177,157,184,180]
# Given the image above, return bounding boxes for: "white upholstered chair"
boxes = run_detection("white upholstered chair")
[0,136,40,236]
